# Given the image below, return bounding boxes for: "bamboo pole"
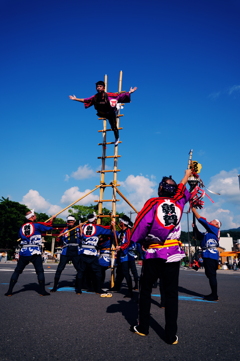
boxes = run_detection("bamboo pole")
[97,170,120,173]
[118,70,123,93]
[98,141,122,146]
[115,187,138,214]
[98,155,121,159]
[45,185,101,222]
[94,199,120,202]
[110,215,118,288]
[98,127,123,132]
[58,220,88,237]
[97,74,108,225]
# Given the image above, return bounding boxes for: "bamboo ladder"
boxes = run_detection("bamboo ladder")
[95,71,124,224]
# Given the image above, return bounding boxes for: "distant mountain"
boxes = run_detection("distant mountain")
[222,227,240,232]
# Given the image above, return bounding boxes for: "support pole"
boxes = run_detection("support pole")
[46,185,101,222]
[115,187,138,214]
[51,237,55,257]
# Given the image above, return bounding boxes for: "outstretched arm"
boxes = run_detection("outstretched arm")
[192,218,204,240]
[69,95,85,102]
[180,169,192,185]
[191,207,201,219]
[129,87,137,94]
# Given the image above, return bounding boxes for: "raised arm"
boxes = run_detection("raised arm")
[129,87,137,94]
[69,95,85,102]
[180,169,192,185]
[191,207,201,219]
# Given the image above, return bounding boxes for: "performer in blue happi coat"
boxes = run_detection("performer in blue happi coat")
[98,234,113,285]
[5,209,55,296]
[127,221,139,290]
[113,215,133,297]
[192,207,221,301]
[77,213,113,297]
[51,215,82,293]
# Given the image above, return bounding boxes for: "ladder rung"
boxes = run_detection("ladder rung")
[98,114,124,120]
[97,170,120,173]
[98,155,121,159]
[98,128,123,133]
[97,214,119,218]
[97,184,120,187]
[94,199,120,202]
[98,141,122,145]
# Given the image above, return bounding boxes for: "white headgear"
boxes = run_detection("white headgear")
[26,209,35,219]
[214,219,221,228]
[88,212,97,223]
[67,215,76,221]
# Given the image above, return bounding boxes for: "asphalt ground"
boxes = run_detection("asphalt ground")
[1,262,240,361]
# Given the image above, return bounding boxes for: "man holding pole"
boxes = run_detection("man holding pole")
[113,215,133,298]
[130,169,192,344]
[191,207,221,301]
[5,210,55,296]
[77,213,113,297]
[50,215,82,293]
[69,81,137,145]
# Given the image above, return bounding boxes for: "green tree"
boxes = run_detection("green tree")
[68,204,126,228]
[36,212,50,222]
[68,204,98,221]
[0,197,29,250]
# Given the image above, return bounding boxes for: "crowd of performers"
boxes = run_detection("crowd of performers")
[4,168,222,345]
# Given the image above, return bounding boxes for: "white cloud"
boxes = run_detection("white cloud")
[119,174,157,213]
[207,169,240,204]
[21,187,99,220]
[22,190,62,216]
[185,168,240,231]
[65,164,96,181]
[194,204,240,231]
[60,186,98,206]
[208,91,221,100]
[228,85,240,96]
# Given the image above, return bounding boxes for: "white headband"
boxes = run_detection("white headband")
[119,218,129,226]
[214,219,221,227]
[67,216,76,221]
[26,209,35,219]
[88,212,97,223]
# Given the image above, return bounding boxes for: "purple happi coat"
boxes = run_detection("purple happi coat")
[131,183,191,262]
[83,92,131,109]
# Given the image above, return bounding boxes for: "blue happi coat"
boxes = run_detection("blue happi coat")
[19,221,53,256]
[116,228,131,263]
[98,236,113,267]
[58,226,82,255]
[197,217,220,261]
[81,223,113,257]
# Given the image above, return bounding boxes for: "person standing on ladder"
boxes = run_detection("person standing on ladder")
[69,81,137,145]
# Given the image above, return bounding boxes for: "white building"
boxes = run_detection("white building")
[219,236,233,252]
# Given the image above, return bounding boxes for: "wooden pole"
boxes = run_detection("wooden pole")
[58,220,88,237]
[110,216,118,288]
[115,187,138,214]
[111,70,123,219]
[97,75,108,224]
[45,185,101,222]
[51,237,55,256]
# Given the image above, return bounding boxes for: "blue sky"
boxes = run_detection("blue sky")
[1,0,240,230]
